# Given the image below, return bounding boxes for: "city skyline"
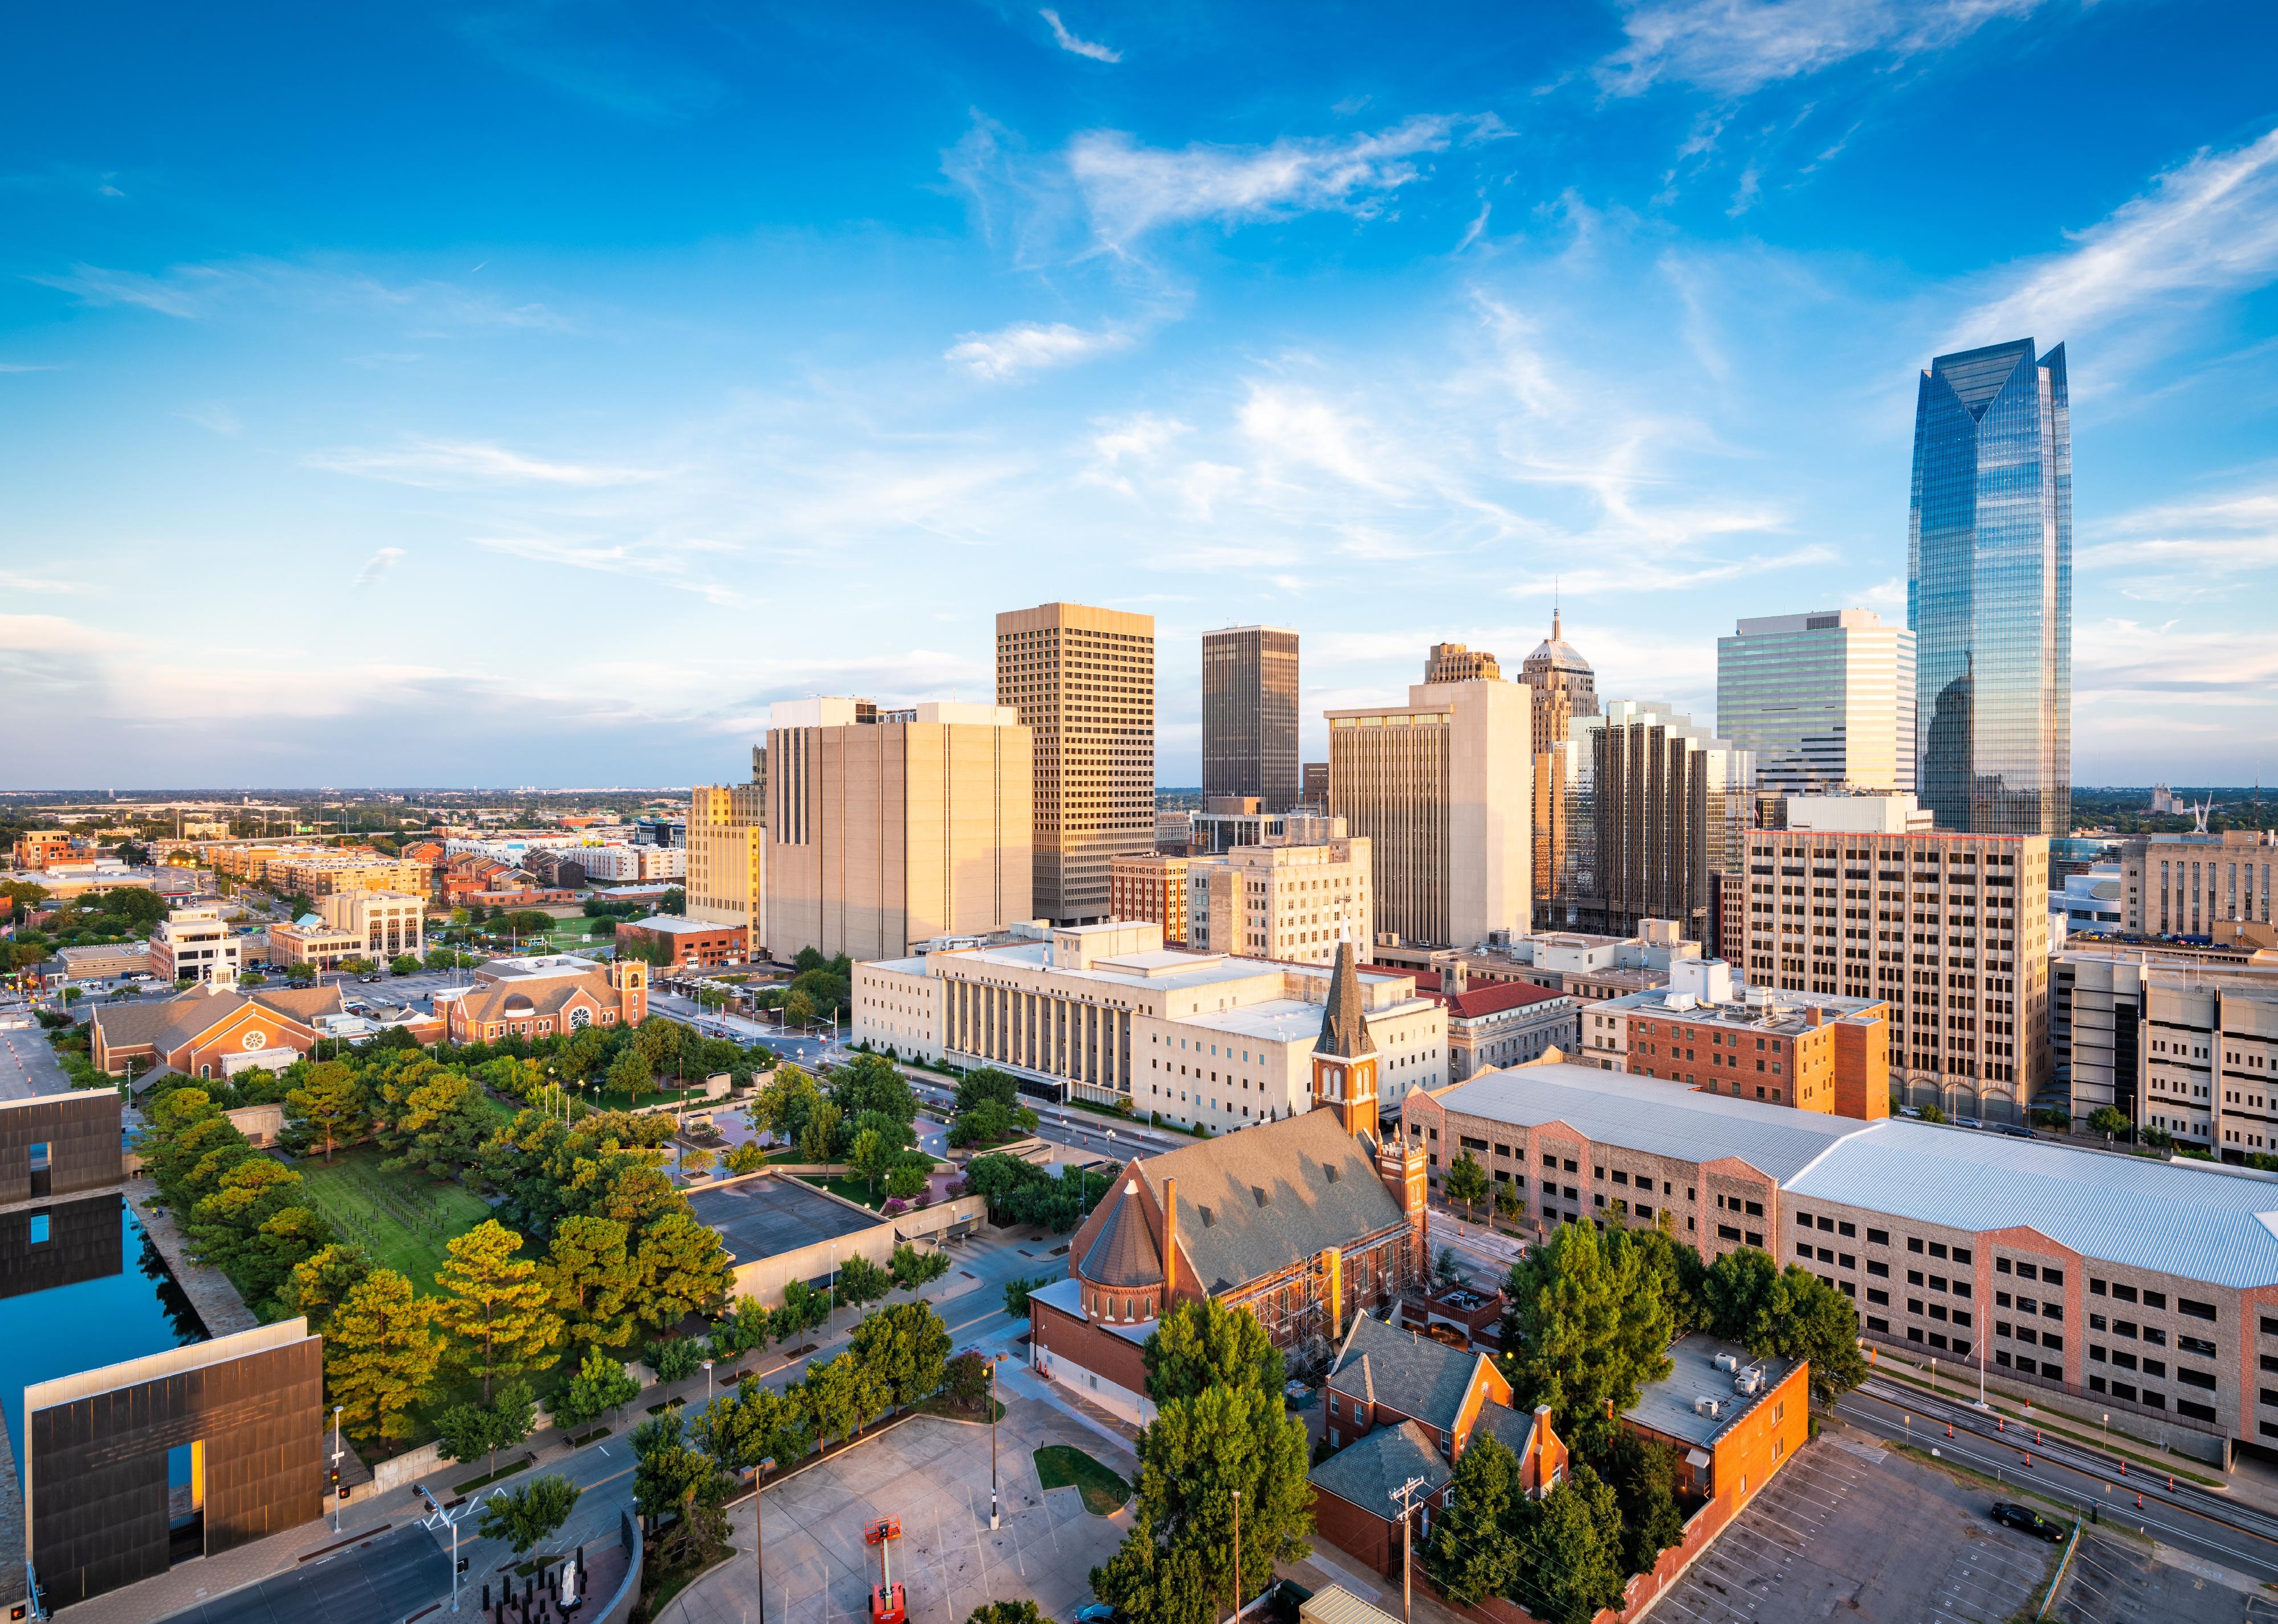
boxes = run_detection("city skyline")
[6,4,2278,790]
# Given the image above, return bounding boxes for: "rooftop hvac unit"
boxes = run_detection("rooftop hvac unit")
[1733,1369,1764,1397]
[1693,1396,1723,1419]
[1713,1352,1740,1373]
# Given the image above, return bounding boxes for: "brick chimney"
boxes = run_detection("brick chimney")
[1162,1176,1179,1303]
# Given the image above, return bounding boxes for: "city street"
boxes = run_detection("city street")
[0,1021,70,1101]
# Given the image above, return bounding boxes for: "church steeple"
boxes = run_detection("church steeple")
[1311,939,1380,1143]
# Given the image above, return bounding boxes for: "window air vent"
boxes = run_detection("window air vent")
[1253,1186,1269,1207]
[1323,1163,1340,1184]
[1199,1205,1216,1227]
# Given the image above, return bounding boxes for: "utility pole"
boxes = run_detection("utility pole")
[1387,1474,1431,1624]
[989,1351,1003,1529]
[756,1454,776,1624]
[1229,1488,1241,1624]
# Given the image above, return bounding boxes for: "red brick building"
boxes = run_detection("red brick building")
[1029,942,1431,1424]
[438,954,649,1043]
[614,914,748,970]
[89,984,346,1082]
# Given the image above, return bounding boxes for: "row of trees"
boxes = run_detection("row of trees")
[748,1055,934,1202]
[946,1067,1041,1149]
[963,1151,1114,1233]
[144,1087,339,1316]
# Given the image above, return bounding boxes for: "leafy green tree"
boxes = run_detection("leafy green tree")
[725,1139,768,1174]
[967,1605,1044,1624]
[283,1243,375,1334]
[390,954,422,976]
[696,1376,813,1474]
[831,1052,917,1133]
[553,1345,643,1431]
[478,1474,581,1556]
[648,1335,703,1383]
[325,1268,442,1446]
[187,1156,309,1275]
[708,1296,773,1358]
[782,989,817,1028]
[679,1145,716,1179]
[1753,1266,1869,1408]
[1508,1463,1628,1624]
[1435,1246,1466,1292]
[437,1378,535,1479]
[608,1044,654,1097]
[1502,1220,1676,1457]
[434,1219,563,1402]
[889,1242,951,1294]
[541,1215,639,1353]
[284,1060,367,1163]
[776,1280,830,1344]
[1090,1360,1311,1624]
[1631,1222,1708,1337]
[2087,1105,2132,1139]
[800,1352,889,1447]
[1699,1246,1779,1343]
[1602,1430,1686,1577]
[378,1071,495,1180]
[284,962,318,985]
[847,1128,893,1198]
[1142,1296,1284,1403]
[1002,1274,1047,1318]
[633,1211,734,1332]
[753,1064,825,1143]
[1442,1150,1490,1221]
[797,1098,843,1162]
[834,1252,894,1313]
[242,1206,337,1316]
[1422,1432,1523,1605]
[885,1159,930,1201]
[944,1350,993,1413]
[847,1300,951,1409]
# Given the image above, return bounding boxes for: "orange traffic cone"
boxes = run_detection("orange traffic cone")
[1946,1422,1954,1438]
[2136,1493,2143,1509]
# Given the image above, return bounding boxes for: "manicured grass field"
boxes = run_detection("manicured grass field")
[1033,1445,1130,1515]
[294,1145,495,1292]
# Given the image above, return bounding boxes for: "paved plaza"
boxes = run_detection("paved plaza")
[664,1403,1137,1624]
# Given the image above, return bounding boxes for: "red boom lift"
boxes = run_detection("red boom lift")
[866,1516,905,1624]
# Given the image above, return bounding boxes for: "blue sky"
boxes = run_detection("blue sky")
[5,1,2277,790]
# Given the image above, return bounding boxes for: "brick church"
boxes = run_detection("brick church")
[1028,941,1432,1424]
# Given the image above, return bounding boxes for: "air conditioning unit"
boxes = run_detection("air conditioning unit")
[1713,1352,1739,1374]
[1733,1369,1763,1397]
[1693,1396,1723,1419]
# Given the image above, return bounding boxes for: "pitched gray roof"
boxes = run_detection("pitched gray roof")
[1136,1109,1407,1295]
[1430,1064,1861,1183]
[1327,1312,1484,1435]
[1308,1420,1449,1513]
[1469,1399,1544,1463]
[92,985,346,1055]
[1081,1182,1164,1288]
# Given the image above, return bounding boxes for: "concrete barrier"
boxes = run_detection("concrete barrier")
[368,1439,449,1496]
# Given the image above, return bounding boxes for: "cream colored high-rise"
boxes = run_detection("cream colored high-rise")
[687,783,767,953]
[996,602,1155,925]
[1327,675,1530,948]
[766,699,1033,962]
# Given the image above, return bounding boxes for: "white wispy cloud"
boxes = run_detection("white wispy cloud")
[1067,116,1469,248]
[0,572,95,596]
[944,320,1134,379]
[27,262,220,318]
[1040,8,1120,62]
[1598,0,2047,99]
[178,402,242,436]
[304,439,665,488]
[1958,125,2278,352]
[2078,485,2278,573]
[470,532,745,606]
[0,362,57,373]
[352,546,405,589]
[1503,545,1836,597]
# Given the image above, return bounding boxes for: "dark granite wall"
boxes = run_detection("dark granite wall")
[0,1093,122,1205]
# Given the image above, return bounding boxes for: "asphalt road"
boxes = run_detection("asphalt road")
[0,1021,71,1101]
[151,1524,448,1624]
[1834,1376,2278,1584]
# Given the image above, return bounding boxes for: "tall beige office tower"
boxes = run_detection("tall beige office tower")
[1519,609,1598,922]
[1424,642,1501,683]
[686,783,767,952]
[996,602,1155,925]
[1327,666,1531,948]
[1202,625,1300,812]
[765,699,1033,961]
[1717,609,1916,795]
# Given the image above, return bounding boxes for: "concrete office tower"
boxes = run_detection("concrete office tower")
[1520,609,1599,923]
[997,602,1156,924]
[1326,674,1531,949]
[1203,625,1300,813]
[686,783,767,952]
[1301,762,1329,810]
[1738,813,2049,1122]
[765,699,1033,962]
[1717,610,1917,795]
[1561,701,1751,943]
[1909,338,2072,835]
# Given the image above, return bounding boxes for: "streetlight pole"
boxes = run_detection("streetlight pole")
[989,1352,1003,1530]
[756,1454,776,1624]
[331,1405,345,1532]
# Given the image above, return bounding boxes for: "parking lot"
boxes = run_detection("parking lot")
[2052,1532,2278,1623]
[1656,1426,2063,1624]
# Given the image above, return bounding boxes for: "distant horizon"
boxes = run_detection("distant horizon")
[2,782,2271,802]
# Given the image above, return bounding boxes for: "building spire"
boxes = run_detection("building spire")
[1316,939,1377,1059]
[1552,578,1561,641]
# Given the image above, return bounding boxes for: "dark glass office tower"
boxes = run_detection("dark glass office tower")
[1202,625,1300,811]
[1909,337,2072,835]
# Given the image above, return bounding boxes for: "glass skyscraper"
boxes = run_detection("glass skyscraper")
[1717,609,1916,797]
[1908,337,2072,835]
[1202,625,1301,811]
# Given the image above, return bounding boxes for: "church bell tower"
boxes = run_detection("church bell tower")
[1310,939,1380,1144]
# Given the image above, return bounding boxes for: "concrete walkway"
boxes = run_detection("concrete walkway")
[124,1174,259,1337]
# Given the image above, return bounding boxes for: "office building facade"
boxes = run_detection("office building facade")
[1737,821,2049,1121]
[1110,853,1189,944]
[997,602,1155,924]
[1521,611,1598,927]
[1909,338,2072,835]
[1327,672,1531,949]
[686,782,767,952]
[1202,625,1300,813]
[1717,610,1916,795]
[767,698,1033,962]
[2118,832,2278,942]
[1184,834,1373,965]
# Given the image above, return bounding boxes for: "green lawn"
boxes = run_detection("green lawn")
[1033,1445,1130,1515]
[294,1146,495,1292]
[798,1160,940,1211]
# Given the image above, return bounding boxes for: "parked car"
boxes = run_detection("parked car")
[1897,1105,1922,1119]
[1990,1502,2067,1543]
[1073,1606,1123,1624]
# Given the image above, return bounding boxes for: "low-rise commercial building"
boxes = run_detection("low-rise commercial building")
[55,942,152,982]
[616,914,748,970]
[1581,957,1890,1119]
[264,853,429,897]
[267,890,426,970]
[1445,981,1577,1081]
[148,907,242,987]
[853,923,1446,1125]
[1405,1062,2278,1460]
[1737,812,2049,1123]
[13,831,74,870]
[581,843,686,882]
[1184,835,1372,966]
[435,954,649,1043]
[2119,831,2278,945]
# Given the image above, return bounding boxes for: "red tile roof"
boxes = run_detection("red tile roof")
[1446,980,1564,1021]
